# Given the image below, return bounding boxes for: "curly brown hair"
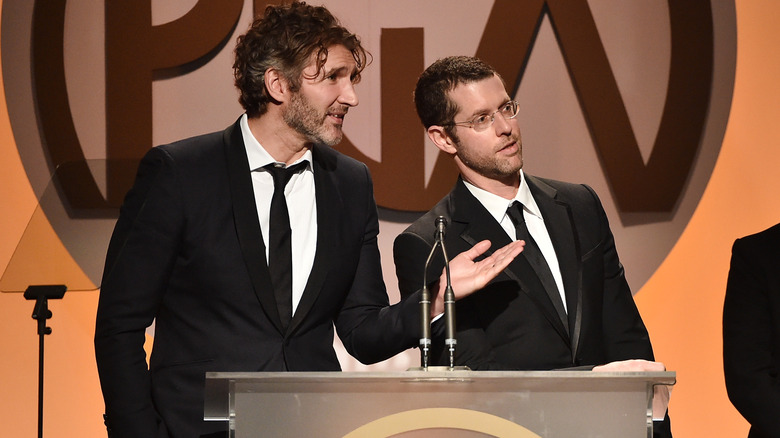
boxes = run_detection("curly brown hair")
[233,1,370,118]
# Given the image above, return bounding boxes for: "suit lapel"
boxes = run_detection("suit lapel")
[526,175,583,359]
[450,180,571,345]
[223,119,286,333]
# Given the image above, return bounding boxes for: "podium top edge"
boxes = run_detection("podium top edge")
[205,370,676,385]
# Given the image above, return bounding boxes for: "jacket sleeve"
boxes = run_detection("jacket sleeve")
[333,164,421,364]
[583,185,654,363]
[583,185,671,438]
[94,147,184,437]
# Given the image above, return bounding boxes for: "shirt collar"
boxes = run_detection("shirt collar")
[462,170,542,223]
[240,113,313,171]
[516,171,542,219]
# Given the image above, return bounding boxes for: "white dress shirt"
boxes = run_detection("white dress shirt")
[463,171,567,313]
[240,114,317,315]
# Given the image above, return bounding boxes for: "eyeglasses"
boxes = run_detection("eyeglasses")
[448,101,520,132]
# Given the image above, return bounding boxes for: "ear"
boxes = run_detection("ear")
[264,68,289,103]
[427,125,457,155]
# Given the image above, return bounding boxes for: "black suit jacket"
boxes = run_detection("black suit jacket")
[395,175,673,436]
[723,223,780,438]
[95,118,421,438]
[394,175,655,370]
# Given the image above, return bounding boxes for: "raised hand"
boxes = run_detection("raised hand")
[431,239,524,316]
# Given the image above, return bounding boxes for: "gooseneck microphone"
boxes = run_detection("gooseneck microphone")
[420,217,448,368]
[420,217,451,369]
[420,246,434,369]
[435,216,446,242]
[418,216,458,370]
[435,217,457,369]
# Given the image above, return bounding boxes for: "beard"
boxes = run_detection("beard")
[283,91,343,146]
[456,136,524,181]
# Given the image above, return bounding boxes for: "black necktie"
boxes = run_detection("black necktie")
[506,201,568,332]
[265,161,307,329]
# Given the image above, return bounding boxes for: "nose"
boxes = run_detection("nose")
[493,111,512,135]
[339,81,359,107]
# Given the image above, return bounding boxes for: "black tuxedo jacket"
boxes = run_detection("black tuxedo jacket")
[393,175,655,369]
[95,118,421,437]
[723,223,780,438]
[394,176,673,436]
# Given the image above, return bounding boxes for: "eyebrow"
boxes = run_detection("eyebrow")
[465,98,512,118]
[322,65,358,79]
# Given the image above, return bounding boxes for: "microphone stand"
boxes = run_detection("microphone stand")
[415,217,466,371]
[419,242,436,369]
[24,285,67,438]
[436,217,457,369]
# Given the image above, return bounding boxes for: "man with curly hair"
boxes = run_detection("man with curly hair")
[94,4,522,437]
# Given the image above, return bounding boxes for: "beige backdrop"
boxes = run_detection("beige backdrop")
[1,0,777,436]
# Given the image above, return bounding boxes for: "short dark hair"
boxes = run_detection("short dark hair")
[233,1,369,117]
[414,56,500,136]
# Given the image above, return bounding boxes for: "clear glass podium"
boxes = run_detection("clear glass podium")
[204,370,675,437]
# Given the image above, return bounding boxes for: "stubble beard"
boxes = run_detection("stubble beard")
[284,91,343,147]
[457,136,524,181]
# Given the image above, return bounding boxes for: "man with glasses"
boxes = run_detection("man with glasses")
[393,56,672,436]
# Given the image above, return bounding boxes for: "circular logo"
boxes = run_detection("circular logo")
[343,407,542,437]
[1,0,735,291]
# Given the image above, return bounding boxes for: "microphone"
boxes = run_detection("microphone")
[420,248,434,369]
[419,216,448,369]
[435,216,447,242]
[436,216,457,369]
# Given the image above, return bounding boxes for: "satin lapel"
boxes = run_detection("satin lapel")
[527,175,583,359]
[451,180,570,344]
[223,120,285,333]
[287,146,336,333]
